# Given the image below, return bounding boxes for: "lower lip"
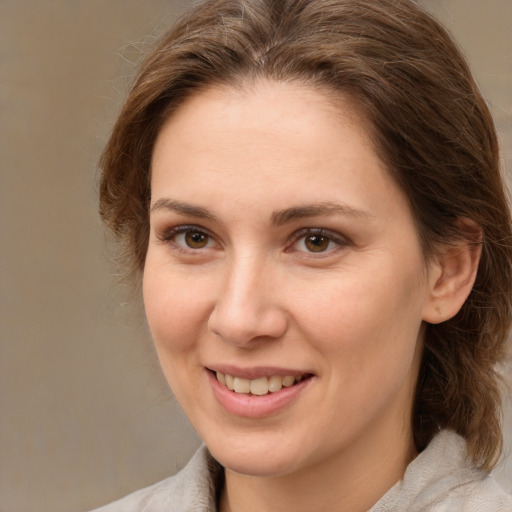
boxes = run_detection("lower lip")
[207,371,313,418]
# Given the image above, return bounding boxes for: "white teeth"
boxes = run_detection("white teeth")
[233,377,251,393]
[268,375,283,392]
[282,375,295,387]
[225,373,234,391]
[215,372,305,395]
[250,377,269,396]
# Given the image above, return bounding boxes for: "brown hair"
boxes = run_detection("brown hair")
[99,0,512,470]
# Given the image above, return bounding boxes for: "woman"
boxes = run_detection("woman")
[94,0,512,510]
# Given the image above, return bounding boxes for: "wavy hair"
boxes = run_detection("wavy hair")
[99,0,512,470]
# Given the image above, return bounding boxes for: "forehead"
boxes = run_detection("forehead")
[151,80,378,185]
[151,81,420,247]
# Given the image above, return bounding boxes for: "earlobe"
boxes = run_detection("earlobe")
[422,219,482,325]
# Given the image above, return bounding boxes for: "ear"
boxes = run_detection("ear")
[422,218,482,324]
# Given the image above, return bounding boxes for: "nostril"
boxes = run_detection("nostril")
[208,304,288,347]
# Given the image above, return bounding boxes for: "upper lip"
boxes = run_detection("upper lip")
[206,365,313,379]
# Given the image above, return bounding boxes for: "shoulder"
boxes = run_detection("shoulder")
[371,430,512,512]
[89,475,178,512]
[89,445,223,512]
[428,476,512,512]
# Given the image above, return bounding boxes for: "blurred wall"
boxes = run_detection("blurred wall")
[0,1,510,511]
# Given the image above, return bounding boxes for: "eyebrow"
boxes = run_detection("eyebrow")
[150,198,373,225]
[150,198,218,221]
[271,202,374,226]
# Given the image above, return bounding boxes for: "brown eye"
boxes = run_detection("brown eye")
[289,229,348,255]
[184,231,209,248]
[304,234,330,252]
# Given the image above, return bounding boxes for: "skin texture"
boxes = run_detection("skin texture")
[143,81,479,512]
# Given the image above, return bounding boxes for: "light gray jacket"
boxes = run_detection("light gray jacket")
[91,430,512,511]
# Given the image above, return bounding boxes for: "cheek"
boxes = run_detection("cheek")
[142,265,212,354]
[293,262,425,373]
[296,272,424,429]
[142,267,213,406]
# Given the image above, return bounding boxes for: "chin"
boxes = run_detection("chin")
[205,432,309,477]
[215,451,298,478]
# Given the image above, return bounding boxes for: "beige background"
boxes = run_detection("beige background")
[0,1,510,511]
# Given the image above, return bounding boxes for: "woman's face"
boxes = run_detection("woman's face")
[144,81,434,478]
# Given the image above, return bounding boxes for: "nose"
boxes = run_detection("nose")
[208,254,288,348]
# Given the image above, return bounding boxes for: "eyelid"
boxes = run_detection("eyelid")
[155,224,350,256]
[286,227,350,254]
[156,224,220,251]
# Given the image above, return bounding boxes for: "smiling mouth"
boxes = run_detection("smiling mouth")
[214,371,310,396]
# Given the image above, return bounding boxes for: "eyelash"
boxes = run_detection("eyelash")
[156,225,350,256]
[286,228,350,256]
[157,225,218,254]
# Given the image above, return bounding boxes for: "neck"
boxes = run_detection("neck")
[219,420,417,512]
